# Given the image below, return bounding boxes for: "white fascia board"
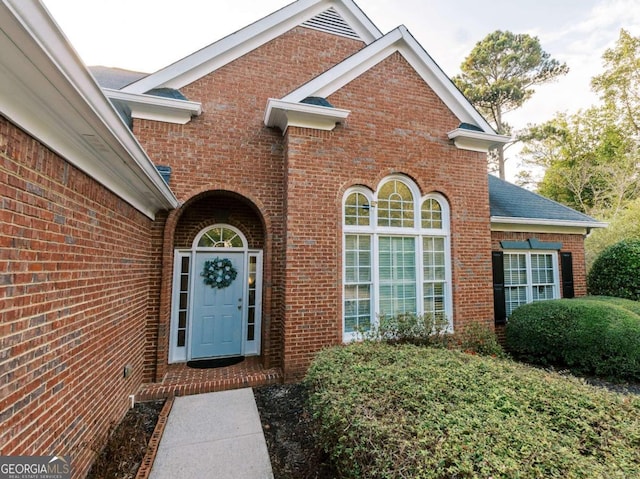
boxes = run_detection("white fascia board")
[329,0,382,42]
[281,26,497,134]
[491,216,608,230]
[265,98,350,133]
[1,0,178,218]
[448,128,511,152]
[123,0,382,94]
[104,89,201,124]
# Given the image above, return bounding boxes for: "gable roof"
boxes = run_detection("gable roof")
[265,25,511,148]
[122,0,382,95]
[278,26,488,127]
[488,175,606,230]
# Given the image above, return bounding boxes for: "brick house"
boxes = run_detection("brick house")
[1,0,604,476]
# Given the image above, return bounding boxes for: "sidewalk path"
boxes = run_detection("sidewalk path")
[149,388,274,479]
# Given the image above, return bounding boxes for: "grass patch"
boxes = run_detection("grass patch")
[305,342,640,479]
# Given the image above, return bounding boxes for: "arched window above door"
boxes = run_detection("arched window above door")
[193,225,247,249]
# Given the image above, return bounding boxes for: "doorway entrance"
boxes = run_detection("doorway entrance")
[169,224,262,362]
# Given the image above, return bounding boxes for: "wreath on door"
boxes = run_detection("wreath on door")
[201,257,238,289]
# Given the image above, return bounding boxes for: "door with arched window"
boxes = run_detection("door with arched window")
[170,225,263,362]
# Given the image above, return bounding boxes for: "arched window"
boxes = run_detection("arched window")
[421,197,442,229]
[377,179,414,227]
[344,191,371,226]
[342,177,451,341]
[194,225,246,249]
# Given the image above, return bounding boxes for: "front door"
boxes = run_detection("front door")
[191,252,245,359]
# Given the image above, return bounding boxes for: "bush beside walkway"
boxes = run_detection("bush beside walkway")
[305,342,640,479]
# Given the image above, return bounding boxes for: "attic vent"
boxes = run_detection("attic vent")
[302,7,361,40]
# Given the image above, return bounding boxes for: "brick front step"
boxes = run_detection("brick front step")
[136,357,283,401]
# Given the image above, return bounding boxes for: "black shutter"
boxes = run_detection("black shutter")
[492,251,507,325]
[560,252,575,299]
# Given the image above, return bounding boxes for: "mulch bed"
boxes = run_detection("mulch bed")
[86,400,164,479]
[85,373,639,479]
[253,383,337,479]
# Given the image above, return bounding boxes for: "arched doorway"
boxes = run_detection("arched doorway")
[169,224,263,362]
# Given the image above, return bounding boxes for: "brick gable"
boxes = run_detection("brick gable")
[281,53,494,378]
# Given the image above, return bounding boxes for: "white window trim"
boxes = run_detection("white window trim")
[504,250,560,316]
[342,177,453,342]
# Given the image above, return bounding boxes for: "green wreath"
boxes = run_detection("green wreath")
[201,257,238,289]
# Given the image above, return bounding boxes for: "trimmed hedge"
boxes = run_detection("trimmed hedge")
[505,298,640,380]
[581,295,640,316]
[587,239,640,300]
[305,343,640,479]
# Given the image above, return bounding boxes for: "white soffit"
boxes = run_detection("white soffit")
[264,99,350,133]
[122,0,382,94]
[491,216,607,233]
[0,0,178,218]
[447,128,511,152]
[104,89,202,124]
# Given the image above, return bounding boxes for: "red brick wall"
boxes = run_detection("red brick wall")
[133,27,365,373]
[282,52,494,379]
[0,116,163,478]
[131,28,497,381]
[491,231,588,297]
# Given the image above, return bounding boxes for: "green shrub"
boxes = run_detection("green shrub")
[581,295,640,316]
[305,343,640,479]
[362,314,505,357]
[587,239,640,300]
[505,298,640,380]
[360,312,450,347]
[453,321,506,357]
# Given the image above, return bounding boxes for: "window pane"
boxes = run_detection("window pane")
[504,252,558,316]
[423,236,446,320]
[378,236,416,317]
[377,180,414,227]
[344,235,372,334]
[505,286,528,316]
[344,192,371,226]
[344,284,371,333]
[247,324,255,341]
[421,198,443,229]
[198,226,244,248]
[504,254,527,286]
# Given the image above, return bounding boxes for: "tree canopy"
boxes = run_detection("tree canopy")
[453,30,568,179]
[519,29,640,219]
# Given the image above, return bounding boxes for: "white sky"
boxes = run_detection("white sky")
[42,0,640,180]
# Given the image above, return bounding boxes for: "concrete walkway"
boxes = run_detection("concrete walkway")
[149,388,274,479]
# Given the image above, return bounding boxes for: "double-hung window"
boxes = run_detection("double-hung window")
[342,175,452,341]
[503,251,559,317]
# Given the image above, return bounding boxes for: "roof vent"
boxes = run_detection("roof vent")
[302,7,361,40]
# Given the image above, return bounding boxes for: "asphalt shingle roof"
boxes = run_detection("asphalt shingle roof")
[488,174,599,224]
[88,66,148,90]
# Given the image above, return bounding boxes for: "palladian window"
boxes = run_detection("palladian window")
[342,175,452,340]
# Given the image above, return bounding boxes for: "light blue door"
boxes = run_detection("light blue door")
[191,252,244,359]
